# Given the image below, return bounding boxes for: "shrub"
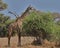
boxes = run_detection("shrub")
[22,11,60,44]
[22,12,53,39]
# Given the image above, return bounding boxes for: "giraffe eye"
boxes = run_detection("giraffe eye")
[29,8,32,9]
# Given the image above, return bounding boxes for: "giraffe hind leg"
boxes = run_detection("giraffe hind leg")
[8,32,12,47]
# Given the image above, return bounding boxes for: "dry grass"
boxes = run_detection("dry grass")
[0,36,59,48]
[0,36,34,48]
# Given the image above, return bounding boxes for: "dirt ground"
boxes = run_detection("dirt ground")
[0,36,59,48]
[0,36,34,48]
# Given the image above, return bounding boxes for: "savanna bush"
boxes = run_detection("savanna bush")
[22,11,60,42]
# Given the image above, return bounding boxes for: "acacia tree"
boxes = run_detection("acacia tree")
[0,0,7,11]
[22,11,60,44]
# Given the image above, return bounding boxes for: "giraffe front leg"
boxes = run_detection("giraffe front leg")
[8,34,11,47]
[17,32,21,47]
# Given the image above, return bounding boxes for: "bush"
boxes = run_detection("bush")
[22,11,60,43]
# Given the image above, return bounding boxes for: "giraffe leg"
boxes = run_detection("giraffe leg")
[17,24,21,47]
[8,31,11,47]
[8,36,11,47]
[17,32,21,47]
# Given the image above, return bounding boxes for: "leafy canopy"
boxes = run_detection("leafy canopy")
[22,11,60,41]
[23,11,54,33]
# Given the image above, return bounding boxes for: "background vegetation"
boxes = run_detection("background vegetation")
[0,0,15,37]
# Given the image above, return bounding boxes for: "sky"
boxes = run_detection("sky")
[0,0,60,19]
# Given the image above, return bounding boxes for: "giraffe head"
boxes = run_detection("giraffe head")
[26,5,35,12]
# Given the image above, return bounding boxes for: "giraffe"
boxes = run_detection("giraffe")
[8,5,35,46]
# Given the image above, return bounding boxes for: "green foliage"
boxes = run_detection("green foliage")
[23,12,53,34]
[0,0,7,11]
[51,25,60,41]
[22,11,60,42]
[0,14,14,37]
[56,21,60,25]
